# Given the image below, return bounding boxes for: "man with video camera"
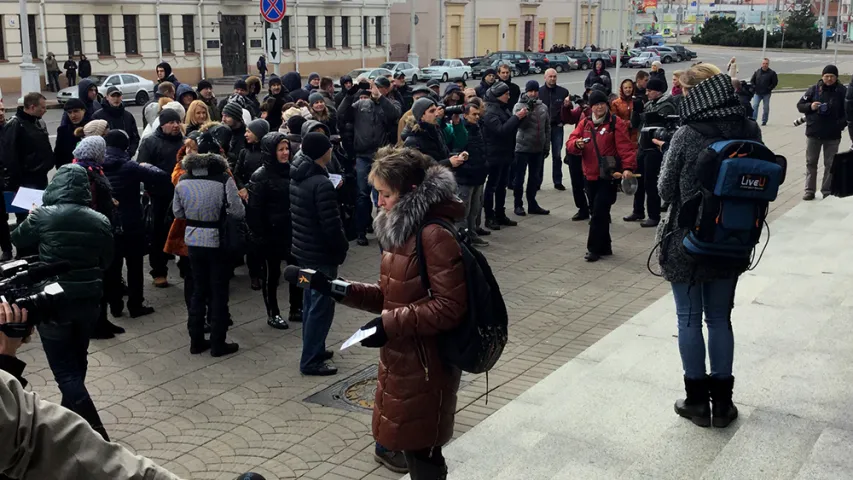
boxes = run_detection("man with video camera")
[402,97,468,168]
[512,80,551,216]
[627,77,678,228]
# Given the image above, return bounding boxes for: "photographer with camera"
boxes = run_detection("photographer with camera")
[797,65,847,201]
[482,82,525,231]
[512,80,551,216]
[403,98,468,169]
[626,77,678,228]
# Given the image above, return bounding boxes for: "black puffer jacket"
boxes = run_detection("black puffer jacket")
[136,126,185,174]
[0,108,53,190]
[289,150,349,266]
[53,120,85,169]
[234,140,264,190]
[102,146,171,235]
[263,91,293,132]
[338,94,401,158]
[403,119,451,168]
[481,92,522,166]
[283,72,309,102]
[797,80,847,140]
[453,120,488,186]
[247,133,293,254]
[228,123,248,170]
[92,101,140,157]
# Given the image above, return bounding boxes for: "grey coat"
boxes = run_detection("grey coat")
[512,97,551,154]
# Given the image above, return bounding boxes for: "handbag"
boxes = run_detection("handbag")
[590,116,622,179]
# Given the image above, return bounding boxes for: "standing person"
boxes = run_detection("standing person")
[11,163,114,441]
[289,133,349,376]
[726,57,738,79]
[77,55,91,80]
[671,71,684,98]
[656,64,757,429]
[185,100,211,134]
[156,62,181,90]
[263,75,292,132]
[402,97,468,167]
[284,71,309,102]
[610,79,640,145]
[566,90,637,262]
[335,75,353,108]
[257,55,268,86]
[92,86,140,157]
[475,68,497,98]
[137,108,186,287]
[45,52,61,92]
[77,78,102,119]
[584,59,612,95]
[635,70,650,103]
[337,147,467,479]
[173,132,245,357]
[176,84,198,111]
[197,80,220,124]
[222,102,249,169]
[305,93,338,135]
[512,80,551,217]
[247,132,303,329]
[453,100,490,247]
[54,99,88,168]
[539,68,571,191]
[305,72,321,94]
[217,79,250,118]
[481,82,524,231]
[245,76,263,118]
[496,63,521,108]
[319,77,337,108]
[142,82,176,129]
[650,61,668,92]
[392,72,414,112]
[235,118,270,290]
[64,56,77,86]
[750,58,778,126]
[797,65,846,201]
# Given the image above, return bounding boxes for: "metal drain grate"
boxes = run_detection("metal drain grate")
[304,364,378,412]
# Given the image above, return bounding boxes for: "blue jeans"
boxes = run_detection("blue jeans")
[355,157,374,236]
[550,126,565,185]
[671,279,738,380]
[751,93,771,124]
[300,263,338,371]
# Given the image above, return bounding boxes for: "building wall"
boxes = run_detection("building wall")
[0,0,394,93]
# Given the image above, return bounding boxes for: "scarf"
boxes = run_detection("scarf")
[591,112,607,125]
[679,73,744,123]
[73,158,104,176]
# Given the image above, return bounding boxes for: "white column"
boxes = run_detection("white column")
[18,0,41,103]
[407,0,419,67]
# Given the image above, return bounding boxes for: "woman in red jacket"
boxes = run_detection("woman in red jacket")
[566,90,637,262]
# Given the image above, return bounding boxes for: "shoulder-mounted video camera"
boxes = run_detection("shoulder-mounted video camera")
[0,257,70,338]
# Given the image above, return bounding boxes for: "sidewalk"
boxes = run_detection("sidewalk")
[2,90,60,111]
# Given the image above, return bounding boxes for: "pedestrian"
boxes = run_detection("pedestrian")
[584,59,612,95]
[197,80,220,124]
[222,101,249,169]
[337,146,467,479]
[797,65,846,201]
[512,80,551,217]
[173,132,245,357]
[77,78,102,119]
[610,79,639,145]
[726,57,738,79]
[245,76,263,118]
[650,61,667,92]
[635,70,650,103]
[566,89,637,262]
[141,101,185,139]
[176,84,198,111]
[284,71,309,102]
[218,79,250,117]
[305,72,321,94]
[403,97,468,167]
[45,52,61,92]
[750,58,778,126]
[481,82,524,231]
[257,55,268,86]
[289,132,349,376]
[247,132,303,329]
[657,63,757,429]
[77,55,91,79]
[392,72,413,112]
[11,163,114,441]
[185,99,211,134]
[496,63,521,108]
[453,100,490,247]
[671,70,684,98]
[539,68,572,191]
[142,82,176,129]
[63,56,77,86]
[235,118,270,289]
[156,62,181,90]
[476,69,498,99]
[54,98,88,168]
[305,93,338,135]
[93,86,141,157]
[263,75,292,133]
[319,77,337,109]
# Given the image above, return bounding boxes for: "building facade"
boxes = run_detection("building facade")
[0,0,398,93]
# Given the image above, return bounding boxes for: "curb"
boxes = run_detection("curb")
[3,101,62,113]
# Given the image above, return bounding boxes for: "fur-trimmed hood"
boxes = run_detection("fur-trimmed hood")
[374,166,464,250]
[181,151,230,174]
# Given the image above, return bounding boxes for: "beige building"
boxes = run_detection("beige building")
[0,0,398,93]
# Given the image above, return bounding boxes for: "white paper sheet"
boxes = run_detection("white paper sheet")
[11,188,44,211]
[341,326,377,350]
[329,174,343,188]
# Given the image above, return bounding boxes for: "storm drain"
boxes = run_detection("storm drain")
[304,365,378,412]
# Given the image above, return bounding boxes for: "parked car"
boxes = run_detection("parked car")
[566,51,593,70]
[588,52,616,68]
[475,51,532,76]
[527,53,546,74]
[57,73,155,106]
[670,45,698,61]
[346,67,394,81]
[419,59,472,82]
[645,46,679,64]
[542,53,575,72]
[472,58,518,78]
[628,52,661,68]
[379,62,421,83]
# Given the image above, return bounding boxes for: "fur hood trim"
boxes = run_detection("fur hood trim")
[181,151,229,172]
[374,165,458,250]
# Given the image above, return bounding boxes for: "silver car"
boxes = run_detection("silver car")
[57,73,155,106]
[379,62,421,84]
[628,52,661,68]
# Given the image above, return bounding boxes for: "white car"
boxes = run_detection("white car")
[345,68,394,82]
[379,62,421,84]
[628,52,661,68]
[419,59,472,82]
[57,73,155,106]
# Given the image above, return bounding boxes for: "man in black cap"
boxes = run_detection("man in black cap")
[476,68,497,98]
[289,132,348,376]
[218,79,250,117]
[799,64,846,200]
[54,98,88,168]
[262,75,292,132]
[222,101,249,169]
[197,79,220,122]
[481,82,525,231]
[392,72,413,112]
[404,97,467,167]
[93,86,140,157]
[426,79,442,99]
[512,80,551,216]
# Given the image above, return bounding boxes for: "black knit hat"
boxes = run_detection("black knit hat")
[823,64,839,77]
[197,79,213,91]
[233,79,248,90]
[63,98,86,111]
[287,116,307,135]
[268,75,281,86]
[301,132,332,161]
[222,102,244,121]
[104,129,129,151]
[490,82,510,97]
[484,68,497,78]
[247,119,270,139]
[197,132,221,155]
[588,90,609,106]
[647,77,667,93]
[159,108,182,125]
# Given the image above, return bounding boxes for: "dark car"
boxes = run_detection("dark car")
[475,51,532,76]
[527,53,546,74]
[670,45,698,61]
[588,52,615,68]
[543,53,575,72]
[566,51,593,70]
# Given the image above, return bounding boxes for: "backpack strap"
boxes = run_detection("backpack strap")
[415,218,460,299]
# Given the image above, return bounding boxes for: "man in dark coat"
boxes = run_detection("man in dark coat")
[92,86,140,157]
[475,68,497,98]
[798,65,847,201]
[481,83,524,230]
[222,101,249,170]
[750,57,778,126]
[155,61,181,90]
[54,99,88,168]
[289,133,348,376]
[63,56,77,86]
[403,97,467,167]
[0,93,53,194]
[217,79,250,118]
[496,63,521,107]
[176,83,198,111]
[334,75,353,108]
[197,79,220,124]
[262,75,293,132]
[539,68,571,190]
[77,55,91,79]
[76,78,102,120]
[453,102,489,247]
[392,72,414,112]
[283,72,309,102]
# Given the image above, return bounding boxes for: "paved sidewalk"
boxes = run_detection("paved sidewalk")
[13,92,832,479]
[2,90,60,110]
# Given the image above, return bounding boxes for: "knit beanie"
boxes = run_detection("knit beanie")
[104,129,129,151]
[443,84,461,96]
[223,101,244,121]
[301,132,332,161]
[268,75,281,87]
[483,68,497,78]
[159,108,182,126]
[73,136,106,164]
[588,90,609,106]
[63,98,86,112]
[197,79,213,91]
[287,116,308,135]
[308,92,325,105]
[83,119,109,137]
[646,77,667,93]
[197,132,222,155]
[207,125,232,154]
[234,79,248,90]
[412,97,437,122]
[247,118,270,139]
[490,82,510,98]
[525,80,540,92]
[823,64,839,77]
[308,72,320,83]
[161,101,186,121]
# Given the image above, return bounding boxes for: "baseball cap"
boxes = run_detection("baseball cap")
[107,86,122,97]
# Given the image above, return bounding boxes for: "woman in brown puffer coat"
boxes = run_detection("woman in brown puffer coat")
[341,146,467,479]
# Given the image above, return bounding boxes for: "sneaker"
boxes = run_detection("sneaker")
[803,192,815,201]
[475,227,492,237]
[374,448,409,474]
[470,236,490,247]
[497,216,518,227]
[0,251,12,262]
[128,305,155,318]
[211,342,239,357]
[288,309,303,323]
[250,277,262,291]
[153,277,169,288]
[640,218,660,228]
[584,251,601,262]
[190,339,211,355]
[356,235,369,246]
[267,315,289,330]
[528,205,550,215]
[514,206,527,216]
[572,210,590,221]
[623,212,645,222]
[554,183,567,191]
[301,362,338,376]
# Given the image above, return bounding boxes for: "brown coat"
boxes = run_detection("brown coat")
[342,166,467,452]
[610,96,639,144]
[163,146,189,257]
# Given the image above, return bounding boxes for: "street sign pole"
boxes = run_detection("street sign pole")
[274,22,281,76]
[266,24,282,67]
[761,0,770,57]
[615,2,624,86]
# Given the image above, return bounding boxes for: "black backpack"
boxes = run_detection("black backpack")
[415,218,508,374]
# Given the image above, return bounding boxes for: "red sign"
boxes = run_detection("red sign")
[539,31,546,40]
[643,0,658,9]
[261,0,286,23]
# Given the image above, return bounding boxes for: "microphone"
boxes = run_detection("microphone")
[282,265,350,298]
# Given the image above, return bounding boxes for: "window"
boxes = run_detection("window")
[65,15,82,56]
[159,14,171,54]
[104,75,121,86]
[0,16,5,60]
[325,16,333,49]
[375,16,382,46]
[182,15,195,52]
[94,15,111,56]
[121,74,137,84]
[123,15,138,54]
[363,16,369,46]
[341,16,349,48]
[21,15,38,58]
[307,16,317,49]
[282,17,291,49]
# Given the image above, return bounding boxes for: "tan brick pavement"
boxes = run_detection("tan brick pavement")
[16,91,840,479]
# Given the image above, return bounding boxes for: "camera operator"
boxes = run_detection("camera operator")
[512,80,551,216]
[732,78,755,119]
[797,65,846,201]
[627,77,678,228]
[403,98,468,168]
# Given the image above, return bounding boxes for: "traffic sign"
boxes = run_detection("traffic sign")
[266,26,282,64]
[261,0,286,23]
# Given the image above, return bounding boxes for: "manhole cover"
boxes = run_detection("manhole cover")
[304,364,378,412]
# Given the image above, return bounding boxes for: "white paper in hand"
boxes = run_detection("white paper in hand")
[12,188,44,211]
[329,174,343,188]
[341,326,377,350]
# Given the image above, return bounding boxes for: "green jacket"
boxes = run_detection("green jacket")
[11,164,114,300]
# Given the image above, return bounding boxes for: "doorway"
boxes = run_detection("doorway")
[524,20,533,51]
[220,15,247,76]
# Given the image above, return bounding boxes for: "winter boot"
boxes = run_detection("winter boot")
[710,375,739,428]
[674,375,711,428]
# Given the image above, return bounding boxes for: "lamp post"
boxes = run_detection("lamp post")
[407,0,419,68]
[761,0,771,57]
[18,0,41,104]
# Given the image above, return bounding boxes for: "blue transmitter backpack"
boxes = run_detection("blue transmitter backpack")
[678,121,787,267]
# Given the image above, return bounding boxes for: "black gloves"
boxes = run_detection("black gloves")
[360,317,388,348]
[348,83,361,95]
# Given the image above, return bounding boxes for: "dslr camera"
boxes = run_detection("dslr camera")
[442,104,466,117]
[570,94,586,108]
[0,258,69,338]
[639,113,681,151]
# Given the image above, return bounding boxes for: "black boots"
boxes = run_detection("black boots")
[675,375,738,428]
